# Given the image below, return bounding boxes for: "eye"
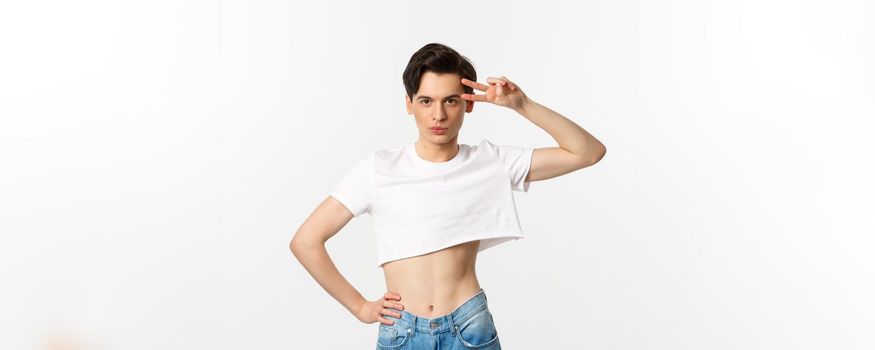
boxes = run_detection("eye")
[420,100,430,105]
[446,99,457,104]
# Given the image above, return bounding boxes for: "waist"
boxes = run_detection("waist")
[388,288,490,335]
[386,276,481,318]
[382,241,481,318]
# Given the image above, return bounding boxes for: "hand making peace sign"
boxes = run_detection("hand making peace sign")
[460,76,528,112]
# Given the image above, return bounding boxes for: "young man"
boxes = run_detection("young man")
[290,43,606,349]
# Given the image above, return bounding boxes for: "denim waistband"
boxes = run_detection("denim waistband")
[387,288,489,337]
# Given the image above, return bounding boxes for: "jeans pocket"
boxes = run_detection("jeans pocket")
[455,308,499,349]
[376,322,409,349]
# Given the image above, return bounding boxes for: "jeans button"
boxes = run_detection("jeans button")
[430,322,438,329]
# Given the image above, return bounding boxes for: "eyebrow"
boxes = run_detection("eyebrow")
[416,94,461,101]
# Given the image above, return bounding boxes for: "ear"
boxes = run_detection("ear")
[405,94,413,114]
[465,100,474,113]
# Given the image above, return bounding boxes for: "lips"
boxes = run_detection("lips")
[429,127,447,130]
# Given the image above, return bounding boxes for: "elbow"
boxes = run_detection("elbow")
[590,144,606,165]
[289,231,323,258]
[289,237,299,254]
[575,144,606,169]
[289,238,310,262]
[289,238,301,257]
[289,233,309,257]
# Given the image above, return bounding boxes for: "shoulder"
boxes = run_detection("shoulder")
[372,144,406,169]
[373,144,405,160]
[476,138,528,156]
[472,138,498,154]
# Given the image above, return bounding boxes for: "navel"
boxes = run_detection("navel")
[427,304,434,311]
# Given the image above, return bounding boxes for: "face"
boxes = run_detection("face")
[405,71,474,146]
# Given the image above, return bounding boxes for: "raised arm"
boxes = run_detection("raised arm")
[514,96,606,182]
[461,76,606,183]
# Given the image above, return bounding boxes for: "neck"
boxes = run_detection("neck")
[414,138,460,162]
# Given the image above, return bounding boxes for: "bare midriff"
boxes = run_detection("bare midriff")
[382,240,482,319]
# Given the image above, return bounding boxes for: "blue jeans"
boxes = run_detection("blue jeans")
[375,288,501,349]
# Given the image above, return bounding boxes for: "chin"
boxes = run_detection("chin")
[425,134,453,142]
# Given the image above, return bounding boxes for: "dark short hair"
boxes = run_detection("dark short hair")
[402,43,477,100]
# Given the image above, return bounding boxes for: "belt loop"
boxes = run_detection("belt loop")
[448,312,456,337]
[409,315,417,338]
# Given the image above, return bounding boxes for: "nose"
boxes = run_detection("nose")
[432,105,448,121]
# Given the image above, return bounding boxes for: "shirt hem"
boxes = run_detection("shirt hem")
[376,231,524,268]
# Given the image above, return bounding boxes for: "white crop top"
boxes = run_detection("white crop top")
[329,139,535,268]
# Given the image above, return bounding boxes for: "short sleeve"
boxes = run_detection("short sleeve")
[486,140,535,192]
[329,152,374,217]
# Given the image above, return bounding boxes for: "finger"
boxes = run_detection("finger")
[379,316,394,326]
[383,300,404,310]
[384,292,400,300]
[487,76,509,88]
[495,76,517,90]
[461,78,489,92]
[460,93,487,102]
[382,300,402,309]
[381,308,401,318]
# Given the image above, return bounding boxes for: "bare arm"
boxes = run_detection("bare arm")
[515,97,607,182]
[289,196,403,325]
[461,76,607,183]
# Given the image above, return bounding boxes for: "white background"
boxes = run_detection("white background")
[2,0,873,349]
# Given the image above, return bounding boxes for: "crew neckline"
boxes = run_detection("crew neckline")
[407,142,465,168]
